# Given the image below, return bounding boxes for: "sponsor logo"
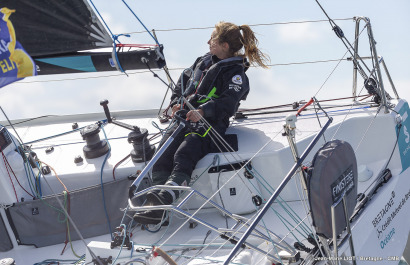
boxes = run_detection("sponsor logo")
[229,84,242,92]
[232,75,242,85]
[404,125,410,144]
[373,189,410,240]
[380,228,395,249]
[330,165,354,203]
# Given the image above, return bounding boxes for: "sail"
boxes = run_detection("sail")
[1,0,165,76]
[1,0,112,57]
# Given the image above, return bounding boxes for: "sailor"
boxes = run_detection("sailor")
[134,21,269,225]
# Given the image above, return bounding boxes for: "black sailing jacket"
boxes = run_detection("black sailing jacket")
[171,52,250,133]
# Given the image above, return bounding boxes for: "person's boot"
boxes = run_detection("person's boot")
[133,171,190,225]
[133,190,173,225]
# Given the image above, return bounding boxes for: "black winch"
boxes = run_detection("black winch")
[128,128,155,163]
[80,123,109,159]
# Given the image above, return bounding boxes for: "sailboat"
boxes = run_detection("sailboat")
[0,1,409,264]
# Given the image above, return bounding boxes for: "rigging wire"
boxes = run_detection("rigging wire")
[121,18,353,35]
[315,1,373,81]
[119,0,160,46]
[156,119,292,261]
[313,23,368,98]
[14,58,350,84]
[0,107,24,145]
[145,63,361,261]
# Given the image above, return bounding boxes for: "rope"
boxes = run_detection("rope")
[100,126,114,239]
[169,92,378,261]
[157,118,288,260]
[246,166,311,238]
[39,161,82,258]
[122,18,353,35]
[162,94,318,264]
[38,164,103,264]
[14,58,351,84]
[0,147,34,198]
[119,0,160,46]
[113,154,131,181]
[1,148,19,202]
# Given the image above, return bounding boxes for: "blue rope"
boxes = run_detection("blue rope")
[88,0,161,73]
[28,160,42,197]
[100,126,114,240]
[112,34,131,74]
[111,224,127,265]
[88,0,128,73]
[120,0,160,46]
[24,159,38,198]
[36,161,43,197]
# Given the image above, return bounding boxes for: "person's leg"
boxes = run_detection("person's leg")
[150,125,185,185]
[134,134,212,225]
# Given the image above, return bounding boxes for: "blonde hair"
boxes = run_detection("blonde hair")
[214,21,270,68]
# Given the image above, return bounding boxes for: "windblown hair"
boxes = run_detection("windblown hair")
[214,21,270,68]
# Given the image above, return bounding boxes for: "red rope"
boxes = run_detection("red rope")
[0,148,34,198]
[113,154,131,181]
[1,148,19,202]
[116,43,158,48]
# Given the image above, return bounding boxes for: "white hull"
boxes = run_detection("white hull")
[1,98,409,264]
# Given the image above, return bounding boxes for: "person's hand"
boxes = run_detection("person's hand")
[171,104,181,117]
[186,109,204,122]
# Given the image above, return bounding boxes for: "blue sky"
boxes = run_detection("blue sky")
[1,0,409,120]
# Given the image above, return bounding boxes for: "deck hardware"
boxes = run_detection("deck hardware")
[74,155,83,164]
[189,221,198,229]
[41,165,51,175]
[100,99,155,162]
[45,146,54,154]
[80,123,109,159]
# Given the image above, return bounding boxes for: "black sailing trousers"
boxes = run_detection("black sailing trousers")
[152,124,213,187]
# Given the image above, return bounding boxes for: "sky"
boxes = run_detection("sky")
[1,0,410,121]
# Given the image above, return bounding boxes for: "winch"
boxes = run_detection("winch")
[80,123,110,159]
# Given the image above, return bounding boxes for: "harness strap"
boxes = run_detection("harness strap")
[197,87,220,103]
[185,126,212,138]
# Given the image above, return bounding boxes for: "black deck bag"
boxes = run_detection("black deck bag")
[307,139,358,239]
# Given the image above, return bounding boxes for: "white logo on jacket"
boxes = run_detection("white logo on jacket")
[229,84,242,92]
[232,75,243,85]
